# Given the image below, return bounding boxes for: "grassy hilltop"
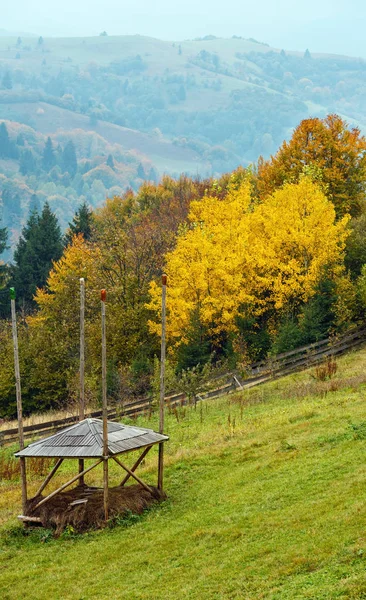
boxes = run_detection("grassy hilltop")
[1,347,366,599]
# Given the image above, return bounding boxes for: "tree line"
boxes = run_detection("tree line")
[1,114,366,418]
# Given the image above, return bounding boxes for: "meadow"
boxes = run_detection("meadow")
[0,348,366,599]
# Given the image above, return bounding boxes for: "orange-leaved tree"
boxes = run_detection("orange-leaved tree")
[257,114,366,218]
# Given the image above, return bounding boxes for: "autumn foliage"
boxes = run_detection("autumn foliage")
[148,176,349,347]
[1,115,366,417]
[257,114,366,218]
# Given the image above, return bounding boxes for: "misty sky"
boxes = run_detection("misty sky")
[3,0,366,57]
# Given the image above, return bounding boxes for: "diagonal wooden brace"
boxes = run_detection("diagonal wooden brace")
[112,456,152,494]
[34,458,64,498]
[120,446,152,487]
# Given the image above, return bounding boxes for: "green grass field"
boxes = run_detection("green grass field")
[1,348,366,599]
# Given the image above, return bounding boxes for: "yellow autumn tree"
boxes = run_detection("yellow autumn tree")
[148,179,255,344]
[249,176,350,311]
[148,177,349,347]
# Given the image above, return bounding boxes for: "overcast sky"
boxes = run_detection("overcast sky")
[3,0,366,57]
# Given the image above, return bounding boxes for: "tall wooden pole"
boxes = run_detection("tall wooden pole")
[10,288,27,514]
[78,278,85,485]
[101,289,109,521]
[158,274,167,491]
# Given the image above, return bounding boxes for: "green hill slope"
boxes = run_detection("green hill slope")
[1,347,366,599]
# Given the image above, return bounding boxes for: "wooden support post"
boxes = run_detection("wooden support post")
[79,278,85,485]
[32,459,102,511]
[101,289,109,521]
[10,288,27,515]
[113,456,152,494]
[120,446,152,487]
[34,458,63,498]
[158,274,167,491]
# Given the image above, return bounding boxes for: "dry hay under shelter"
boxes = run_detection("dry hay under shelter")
[15,418,169,534]
[26,484,166,535]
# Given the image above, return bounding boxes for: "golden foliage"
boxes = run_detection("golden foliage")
[148,177,349,346]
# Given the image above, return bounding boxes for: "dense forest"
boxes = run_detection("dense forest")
[1,34,366,252]
[0,113,366,419]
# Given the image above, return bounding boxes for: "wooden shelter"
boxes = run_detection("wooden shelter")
[12,277,169,530]
[15,418,168,526]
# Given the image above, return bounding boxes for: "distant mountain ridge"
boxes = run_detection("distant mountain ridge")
[0,32,366,248]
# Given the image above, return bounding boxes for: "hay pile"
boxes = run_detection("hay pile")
[26,485,166,535]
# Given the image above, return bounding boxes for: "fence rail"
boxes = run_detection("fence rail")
[1,326,366,447]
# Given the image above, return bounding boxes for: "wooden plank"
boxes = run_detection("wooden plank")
[18,515,42,523]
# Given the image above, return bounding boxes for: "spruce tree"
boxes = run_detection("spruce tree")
[106,154,114,169]
[0,122,10,158]
[2,72,12,90]
[137,163,145,179]
[29,193,41,214]
[64,201,93,245]
[0,122,18,159]
[12,203,63,308]
[42,136,55,171]
[19,149,37,175]
[62,140,77,177]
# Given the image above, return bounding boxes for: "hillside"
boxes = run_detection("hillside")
[1,33,366,247]
[1,347,366,599]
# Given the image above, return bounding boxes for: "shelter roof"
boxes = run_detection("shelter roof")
[15,418,168,458]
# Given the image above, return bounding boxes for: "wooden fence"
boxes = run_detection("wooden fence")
[1,326,366,447]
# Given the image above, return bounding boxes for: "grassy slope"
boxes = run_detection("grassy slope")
[1,348,366,599]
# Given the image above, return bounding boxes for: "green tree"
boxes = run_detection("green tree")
[19,149,37,175]
[0,122,17,158]
[29,193,41,214]
[106,154,114,169]
[345,214,366,279]
[137,163,145,179]
[42,136,55,172]
[62,140,77,177]
[12,203,63,308]
[2,71,12,90]
[64,201,93,245]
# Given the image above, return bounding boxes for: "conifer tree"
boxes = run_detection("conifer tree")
[29,193,41,214]
[2,71,12,90]
[64,201,93,245]
[0,122,18,159]
[137,163,145,179]
[42,136,55,171]
[0,122,10,158]
[106,154,114,169]
[19,149,37,175]
[12,203,63,308]
[62,140,77,177]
